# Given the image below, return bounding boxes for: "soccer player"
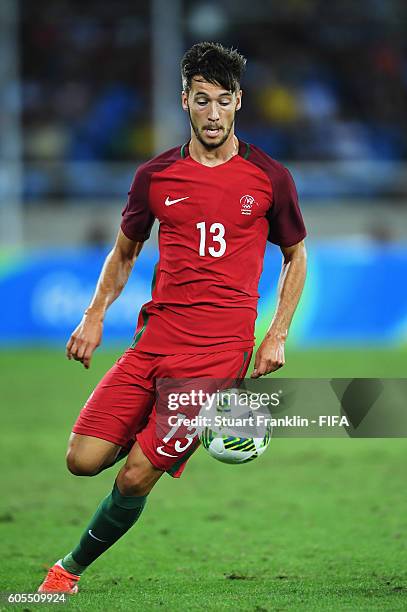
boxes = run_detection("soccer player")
[38,42,307,593]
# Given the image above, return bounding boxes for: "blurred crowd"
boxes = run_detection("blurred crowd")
[20,0,407,198]
[22,1,152,165]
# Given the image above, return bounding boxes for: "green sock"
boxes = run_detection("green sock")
[61,481,146,573]
[60,553,87,576]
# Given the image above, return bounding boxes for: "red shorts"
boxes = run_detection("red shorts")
[72,347,252,477]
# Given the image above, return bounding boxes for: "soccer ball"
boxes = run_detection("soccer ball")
[200,428,271,464]
[198,388,272,464]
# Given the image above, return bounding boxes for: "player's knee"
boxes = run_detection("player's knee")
[117,464,154,496]
[66,449,101,476]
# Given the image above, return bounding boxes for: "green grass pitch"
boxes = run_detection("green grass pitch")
[0,347,406,611]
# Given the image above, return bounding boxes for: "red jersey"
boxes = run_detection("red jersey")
[121,140,306,354]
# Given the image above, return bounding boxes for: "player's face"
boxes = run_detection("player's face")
[182,77,242,150]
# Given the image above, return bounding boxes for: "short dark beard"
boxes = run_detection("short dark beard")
[187,106,235,150]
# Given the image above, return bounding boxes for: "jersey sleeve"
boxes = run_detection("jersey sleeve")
[121,165,155,241]
[266,166,306,247]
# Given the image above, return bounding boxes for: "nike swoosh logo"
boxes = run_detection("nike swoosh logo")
[156,446,178,457]
[165,196,190,206]
[88,529,108,542]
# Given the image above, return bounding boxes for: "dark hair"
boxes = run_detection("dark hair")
[181,42,246,93]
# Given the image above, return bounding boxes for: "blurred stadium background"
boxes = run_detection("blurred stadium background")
[1,2,407,608]
[1,0,406,366]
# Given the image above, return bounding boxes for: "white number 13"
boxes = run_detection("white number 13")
[196,222,226,257]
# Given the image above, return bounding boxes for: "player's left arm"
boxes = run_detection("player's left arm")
[251,239,307,378]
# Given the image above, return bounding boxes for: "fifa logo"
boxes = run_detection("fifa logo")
[240,194,256,216]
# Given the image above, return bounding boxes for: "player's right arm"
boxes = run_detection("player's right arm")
[66,229,144,369]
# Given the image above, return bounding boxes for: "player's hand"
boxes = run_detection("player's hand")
[66,312,103,369]
[250,334,285,378]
